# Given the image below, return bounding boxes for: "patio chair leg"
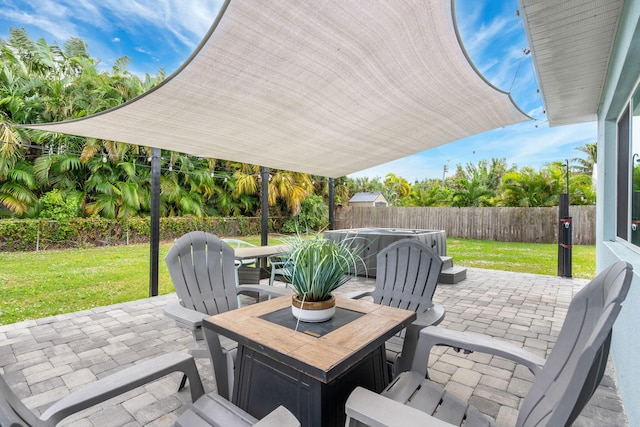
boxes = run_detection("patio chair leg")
[178,373,188,391]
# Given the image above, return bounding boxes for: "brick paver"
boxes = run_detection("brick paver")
[0,267,628,426]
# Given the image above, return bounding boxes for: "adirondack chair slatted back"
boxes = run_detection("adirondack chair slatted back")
[1,374,44,426]
[517,261,632,427]
[373,239,443,313]
[166,231,239,316]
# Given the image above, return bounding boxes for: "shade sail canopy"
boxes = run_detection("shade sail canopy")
[519,0,624,126]
[23,0,528,178]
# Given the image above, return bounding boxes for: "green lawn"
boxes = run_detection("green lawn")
[0,237,595,325]
[447,238,595,280]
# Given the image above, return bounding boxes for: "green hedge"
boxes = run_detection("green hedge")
[0,216,285,252]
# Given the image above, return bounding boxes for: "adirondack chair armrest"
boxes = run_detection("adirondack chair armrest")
[340,290,374,300]
[345,386,454,427]
[411,326,546,377]
[254,406,301,427]
[394,305,446,375]
[413,304,446,327]
[236,284,292,298]
[41,352,205,426]
[176,392,300,427]
[164,300,207,329]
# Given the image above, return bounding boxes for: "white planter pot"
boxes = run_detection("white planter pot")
[291,295,336,323]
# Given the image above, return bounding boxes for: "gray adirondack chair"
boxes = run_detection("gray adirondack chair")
[164,231,289,399]
[345,261,633,427]
[346,238,445,378]
[0,351,298,427]
[176,392,300,427]
[0,352,202,426]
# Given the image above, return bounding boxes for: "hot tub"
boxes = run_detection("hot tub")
[324,228,446,277]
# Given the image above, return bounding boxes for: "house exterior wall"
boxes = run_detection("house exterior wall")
[349,201,375,207]
[349,194,388,207]
[597,2,640,425]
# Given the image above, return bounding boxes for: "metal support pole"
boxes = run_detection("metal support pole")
[328,177,335,230]
[149,147,161,297]
[260,166,269,274]
[261,166,269,247]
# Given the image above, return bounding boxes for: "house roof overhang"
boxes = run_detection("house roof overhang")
[519,0,625,127]
[20,0,529,178]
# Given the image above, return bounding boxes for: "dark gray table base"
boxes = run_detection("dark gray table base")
[233,344,388,427]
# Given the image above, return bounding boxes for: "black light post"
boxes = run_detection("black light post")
[558,159,572,278]
[149,147,161,296]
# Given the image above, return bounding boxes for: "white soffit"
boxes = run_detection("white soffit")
[519,0,624,127]
[23,0,528,178]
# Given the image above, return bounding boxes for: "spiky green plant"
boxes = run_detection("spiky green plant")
[283,234,365,302]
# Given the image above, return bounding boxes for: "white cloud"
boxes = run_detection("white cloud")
[463,16,511,60]
[0,0,223,74]
[0,6,77,42]
[93,0,222,49]
[349,120,597,182]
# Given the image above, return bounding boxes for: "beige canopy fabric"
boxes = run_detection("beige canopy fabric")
[22,0,529,178]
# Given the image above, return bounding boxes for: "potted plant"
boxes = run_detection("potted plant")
[283,234,365,322]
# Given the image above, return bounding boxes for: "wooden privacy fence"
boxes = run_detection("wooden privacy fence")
[334,205,595,245]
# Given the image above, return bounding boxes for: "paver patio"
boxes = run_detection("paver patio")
[0,267,627,426]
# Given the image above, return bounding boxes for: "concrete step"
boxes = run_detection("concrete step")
[440,256,454,270]
[439,265,467,284]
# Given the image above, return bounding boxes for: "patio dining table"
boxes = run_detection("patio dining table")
[233,244,289,261]
[233,244,289,284]
[203,295,416,427]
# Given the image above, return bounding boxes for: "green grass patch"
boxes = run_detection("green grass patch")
[447,238,595,280]
[0,245,175,325]
[0,236,595,325]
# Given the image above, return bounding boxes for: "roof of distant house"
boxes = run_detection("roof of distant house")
[349,192,386,203]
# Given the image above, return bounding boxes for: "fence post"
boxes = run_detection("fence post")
[36,221,41,252]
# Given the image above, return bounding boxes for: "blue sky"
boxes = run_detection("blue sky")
[0,0,596,181]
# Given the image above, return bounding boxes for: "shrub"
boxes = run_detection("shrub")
[0,216,284,251]
[282,195,329,233]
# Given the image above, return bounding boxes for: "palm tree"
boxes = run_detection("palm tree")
[346,176,384,195]
[572,142,597,175]
[0,160,38,216]
[403,179,453,206]
[453,158,512,191]
[383,173,411,206]
[498,167,559,207]
[568,173,596,205]
[452,178,494,207]
[158,154,216,217]
[1,29,172,218]
[234,164,314,216]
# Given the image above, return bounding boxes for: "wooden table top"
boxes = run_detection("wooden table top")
[233,245,289,260]
[204,296,416,382]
